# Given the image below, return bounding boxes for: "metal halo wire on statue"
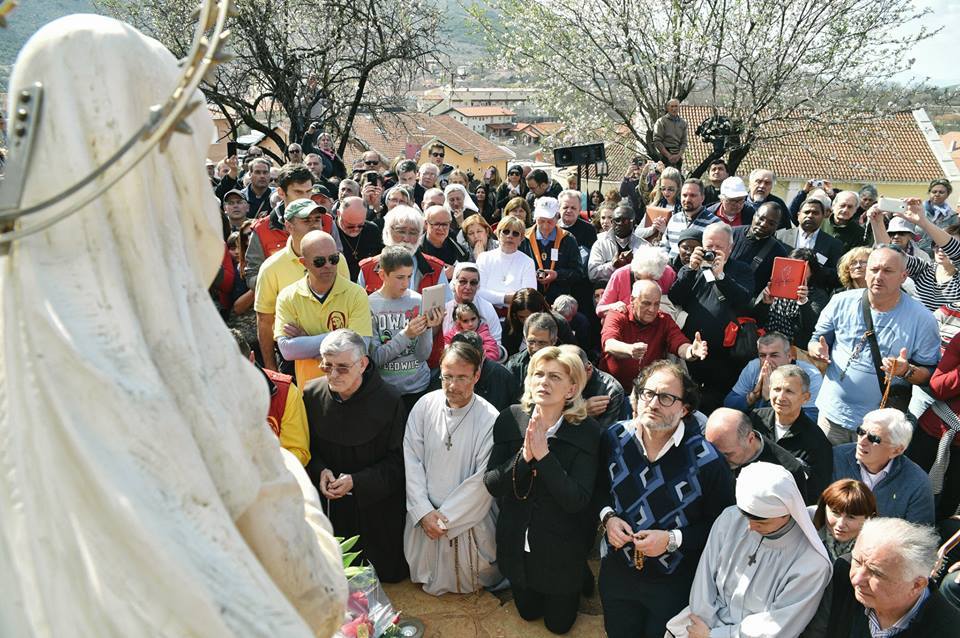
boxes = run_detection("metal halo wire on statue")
[0,0,235,248]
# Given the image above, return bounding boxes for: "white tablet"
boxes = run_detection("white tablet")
[420,283,447,316]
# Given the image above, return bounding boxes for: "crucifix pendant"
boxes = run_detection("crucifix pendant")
[747,552,758,566]
[445,434,452,451]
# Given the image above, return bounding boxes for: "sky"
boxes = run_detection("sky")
[906,0,959,86]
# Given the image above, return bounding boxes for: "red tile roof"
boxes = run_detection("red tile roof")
[346,112,514,165]
[447,106,515,118]
[572,106,947,184]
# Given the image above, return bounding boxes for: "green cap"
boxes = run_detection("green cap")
[284,198,322,221]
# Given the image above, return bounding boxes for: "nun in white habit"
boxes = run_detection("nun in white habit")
[665,462,832,638]
[0,15,345,638]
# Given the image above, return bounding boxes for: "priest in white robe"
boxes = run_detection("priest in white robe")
[403,342,502,595]
[666,462,832,638]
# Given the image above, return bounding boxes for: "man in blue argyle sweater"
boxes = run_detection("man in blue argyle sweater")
[593,360,735,638]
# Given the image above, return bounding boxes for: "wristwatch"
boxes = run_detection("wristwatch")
[666,530,679,553]
[601,510,618,528]
[903,364,916,381]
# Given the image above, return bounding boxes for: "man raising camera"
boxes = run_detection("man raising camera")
[668,222,754,412]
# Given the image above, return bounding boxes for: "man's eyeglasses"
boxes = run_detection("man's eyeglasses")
[431,152,445,158]
[499,229,522,238]
[320,359,360,375]
[363,160,379,166]
[636,388,682,407]
[856,426,883,445]
[456,278,479,287]
[312,253,341,268]
[392,228,420,239]
[428,221,450,229]
[440,374,472,385]
[526,339,554,349]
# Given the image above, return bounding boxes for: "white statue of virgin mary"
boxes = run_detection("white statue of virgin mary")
[0,14,346,637]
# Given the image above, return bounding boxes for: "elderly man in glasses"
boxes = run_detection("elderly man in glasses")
[273,229,372,387]
[831,408,934,524]
[594,361,735,638]
[302,328,410,583]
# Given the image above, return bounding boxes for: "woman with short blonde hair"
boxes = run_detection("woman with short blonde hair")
[484,346,601,635]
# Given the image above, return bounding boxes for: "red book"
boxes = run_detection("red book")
[769,257,808,300]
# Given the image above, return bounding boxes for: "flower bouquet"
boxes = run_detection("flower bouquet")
[335,537,402,638]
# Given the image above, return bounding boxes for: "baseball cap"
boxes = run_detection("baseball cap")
[678,227,703,244]
[887,217,916,234]
[533,197,559,220]
[221,189,247,203]
[284,198,324,221]
[719,177,748,199]
[311,183,333,198]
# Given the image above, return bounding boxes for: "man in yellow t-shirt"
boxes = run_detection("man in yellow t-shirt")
[254,199,349,371]
[275,230,372,386]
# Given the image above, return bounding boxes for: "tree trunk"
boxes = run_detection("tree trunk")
[726,143,752,175]
[337,69,371,158]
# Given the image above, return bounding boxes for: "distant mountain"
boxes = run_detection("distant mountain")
[1,0,492,90]
[1,0,101,88]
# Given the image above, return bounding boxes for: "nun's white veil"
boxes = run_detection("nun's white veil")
[0,15,345,637]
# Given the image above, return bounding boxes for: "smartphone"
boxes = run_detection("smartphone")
[878,197,906,215]
[227,141,237,158]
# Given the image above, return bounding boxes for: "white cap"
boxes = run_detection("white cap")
[887,217,916,234]
[719,176,748,198]
[533,197,559,220]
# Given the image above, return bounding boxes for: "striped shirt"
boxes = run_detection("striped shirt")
[865,587,929,637]
[660,207,720,257]
[905,237,960,311]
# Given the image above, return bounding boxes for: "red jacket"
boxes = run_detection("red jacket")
[358,250,445,294]
[251,211,333,260]
[251,215,289,259]
[264,368,293,438]
[919,335,960,446]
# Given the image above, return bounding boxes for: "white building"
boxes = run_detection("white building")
[440,106,516,138]
[418,86,540,120]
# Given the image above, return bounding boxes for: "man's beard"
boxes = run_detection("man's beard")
[392,241,419,255]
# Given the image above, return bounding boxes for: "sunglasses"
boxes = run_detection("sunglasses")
[431,152,445,158]
[312,253,341,268]
[499,229,522,238]
[856,426,883,445]
[363,160,379,166]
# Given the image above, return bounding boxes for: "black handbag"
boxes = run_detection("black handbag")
[861,290,912,413]
[724,316,765,362]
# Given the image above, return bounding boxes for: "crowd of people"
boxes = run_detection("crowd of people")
[206,105,960,637]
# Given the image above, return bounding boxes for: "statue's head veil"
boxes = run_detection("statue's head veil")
[1,14,343,637]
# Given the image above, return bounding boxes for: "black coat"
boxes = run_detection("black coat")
[751,407,834,503]
[484,406,602,595]
[302,367,409,582]
[827,556,960,638]
[729,225,789,296]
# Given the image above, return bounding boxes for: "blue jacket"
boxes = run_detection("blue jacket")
[831,443,934,524]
